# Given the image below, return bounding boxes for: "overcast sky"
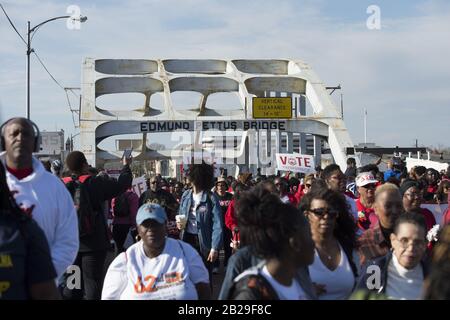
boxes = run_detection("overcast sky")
[1,0,449,150]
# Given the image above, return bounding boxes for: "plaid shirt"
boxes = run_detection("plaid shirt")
[358,222,391,266]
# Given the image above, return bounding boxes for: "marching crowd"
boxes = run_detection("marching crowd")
[1,117,450,300]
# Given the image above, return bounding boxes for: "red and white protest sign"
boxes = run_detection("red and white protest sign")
[275,153,316,174]
[132,176,147,198]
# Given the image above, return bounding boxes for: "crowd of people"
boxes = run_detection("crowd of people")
[1,117,450,300]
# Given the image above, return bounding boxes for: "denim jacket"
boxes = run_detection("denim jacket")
[178,189,223,257]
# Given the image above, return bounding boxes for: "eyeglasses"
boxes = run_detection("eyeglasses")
[308,207,339,218]
[397,238,426,249]
[305,184,312,188]
[362,184,377,190]
[150,181,158,184]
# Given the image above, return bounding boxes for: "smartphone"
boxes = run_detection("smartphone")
[123,148,132,159]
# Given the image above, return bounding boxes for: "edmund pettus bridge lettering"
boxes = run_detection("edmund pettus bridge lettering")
[140,121,287,132]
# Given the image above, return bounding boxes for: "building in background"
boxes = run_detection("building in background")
[35,130,66,162]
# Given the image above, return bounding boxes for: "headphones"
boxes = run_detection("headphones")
[0,117,41,153]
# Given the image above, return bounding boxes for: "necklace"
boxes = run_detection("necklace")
[317,246,333,261]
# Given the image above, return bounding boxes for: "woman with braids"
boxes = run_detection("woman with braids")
[176,162,223,286]
[299,187,360,300]
[228,184,316,300]
[0,161,59,299]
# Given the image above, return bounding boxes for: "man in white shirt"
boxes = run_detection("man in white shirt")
[0,118,79,279]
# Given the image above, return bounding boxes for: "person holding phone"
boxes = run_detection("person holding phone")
[62,151,132,300]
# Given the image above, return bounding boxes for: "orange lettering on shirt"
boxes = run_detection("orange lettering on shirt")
[134,274,158,293]
[134,276,144,293]
[144,275,157,292]
[164,272,182,284]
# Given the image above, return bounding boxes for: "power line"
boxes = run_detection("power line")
[32,51,65,90]
[0,3,27,45]
[33,51,80,129]
[64,88,80,128]
[1,3,80,128]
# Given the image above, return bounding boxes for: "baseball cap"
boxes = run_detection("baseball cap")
[51,160,62,175]
[136,203,167,225]
[356,172,378,187]
[216,176,228,186]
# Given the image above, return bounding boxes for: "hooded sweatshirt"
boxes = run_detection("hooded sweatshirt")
[1,153,79,278]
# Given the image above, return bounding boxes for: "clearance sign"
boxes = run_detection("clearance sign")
[253,97,292,119]
[276,153,316,174]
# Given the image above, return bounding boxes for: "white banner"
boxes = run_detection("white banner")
[276,153,316,174]
[132,176,147,198]
[406,157,449,173]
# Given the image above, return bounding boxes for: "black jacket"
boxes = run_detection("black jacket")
[75,165,132,252]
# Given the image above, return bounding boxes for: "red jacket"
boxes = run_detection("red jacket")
[443,208,450,225]
[421,208,437,232]
[225,199,240,242]
[355,198,376,231]
[443,197,450,225]
[287,193,299,207]
[294,185,306,204]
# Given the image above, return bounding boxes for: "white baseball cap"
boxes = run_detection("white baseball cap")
[356,172,378,187]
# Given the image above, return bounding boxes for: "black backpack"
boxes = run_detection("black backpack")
[64,175,97,237]
[113,193,130,217]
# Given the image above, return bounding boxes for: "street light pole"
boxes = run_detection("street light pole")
[25,15,87,120]
[26,21,31,119]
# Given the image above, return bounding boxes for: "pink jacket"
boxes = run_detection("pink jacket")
[111,189,139,226]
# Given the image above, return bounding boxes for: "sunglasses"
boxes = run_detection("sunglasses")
[308,207,339,218]
[362,184,377,190]
[305,184,312,188]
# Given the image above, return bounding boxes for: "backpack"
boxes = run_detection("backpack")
[113,192,130,217]
[228,266,280,300]
[63,175,97,237]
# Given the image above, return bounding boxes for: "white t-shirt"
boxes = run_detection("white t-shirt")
[260,266,308,300]
[386,254,424,300]
[1,154,79,279]
[101,238,209,300]
[308,243,355,300]
[186,191,204,234]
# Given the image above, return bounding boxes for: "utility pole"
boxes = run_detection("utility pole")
[364,108,367,144]
[25,15,87,120]
[26,21,31,119]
